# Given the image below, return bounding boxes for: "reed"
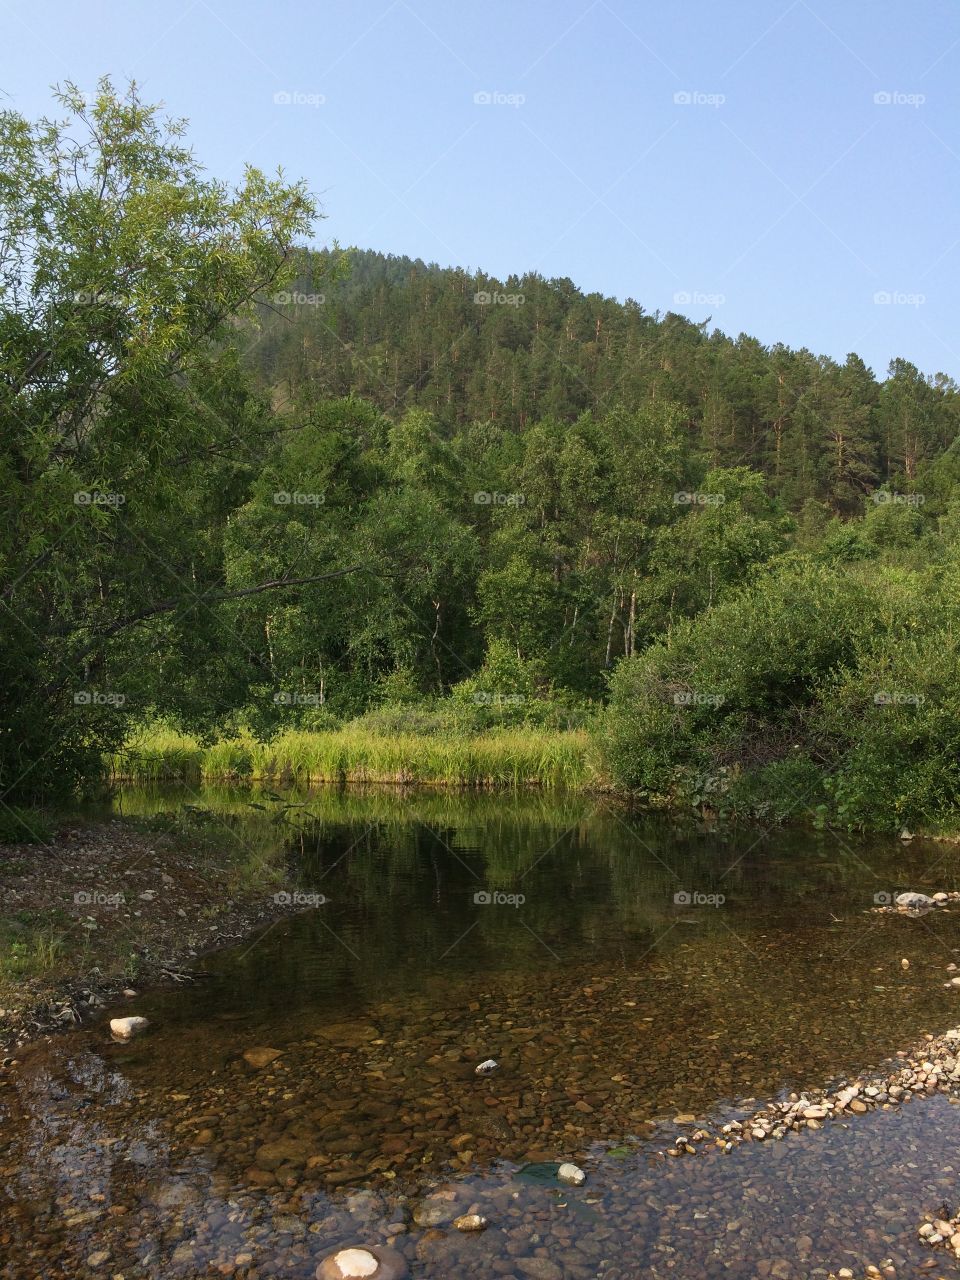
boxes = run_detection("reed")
[111,723,597,790]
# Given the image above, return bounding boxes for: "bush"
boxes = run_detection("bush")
[0,807,53,845]
[603,552,960,830]
[602,558,876,798]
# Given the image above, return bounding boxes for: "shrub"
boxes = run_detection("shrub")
[0,807,53,846]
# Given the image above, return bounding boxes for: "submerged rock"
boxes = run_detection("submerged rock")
[453,1213,488,1232]
[412,1193,459,1227]
[316,1245,407,1279]
[557,1161,586,1185]
[109,1016,148,1040]
[243,1046,283,1068]
[475,1058,498,1075]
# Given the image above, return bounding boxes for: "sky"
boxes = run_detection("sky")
[3,0,959,381]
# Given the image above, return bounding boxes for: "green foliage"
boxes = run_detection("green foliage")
[0,807,53,845]
[6,91,960,833]
[604,554,960,830]
[0,79,318,802]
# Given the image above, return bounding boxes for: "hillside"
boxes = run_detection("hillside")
[249,247,960,514]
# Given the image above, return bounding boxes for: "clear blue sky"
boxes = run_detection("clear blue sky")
[3,0,959,380]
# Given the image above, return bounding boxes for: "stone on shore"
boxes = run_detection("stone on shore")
[896,892,935,910]
[109,1016,148,1040]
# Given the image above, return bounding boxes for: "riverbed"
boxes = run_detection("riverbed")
[3,785,960,1278]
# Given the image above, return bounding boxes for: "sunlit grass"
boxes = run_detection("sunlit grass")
[111,723,597,790]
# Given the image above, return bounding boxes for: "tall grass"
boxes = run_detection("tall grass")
[110,724,597,790]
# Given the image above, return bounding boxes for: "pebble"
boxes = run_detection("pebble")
[452,1213,488,1232]
[242,1047,283,1069]
[108,1017,148,1040]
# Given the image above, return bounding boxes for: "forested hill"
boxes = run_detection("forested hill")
[248,247,960,513]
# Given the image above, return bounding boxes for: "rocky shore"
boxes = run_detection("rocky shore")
[649,1023,960,1161]
[0,818,305,1053]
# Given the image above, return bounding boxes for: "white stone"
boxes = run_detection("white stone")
[896,891,935,909]
[330,1250,378,1277]
[109,1016,148,1040]
[557,1162,586,1185]
[475,1059,498,1075]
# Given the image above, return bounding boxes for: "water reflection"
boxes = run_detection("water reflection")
[3,785,960,1278]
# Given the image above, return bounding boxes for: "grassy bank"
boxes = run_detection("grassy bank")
[108,724,596,790]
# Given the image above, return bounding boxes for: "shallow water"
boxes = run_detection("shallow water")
[4,786,960,1278]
